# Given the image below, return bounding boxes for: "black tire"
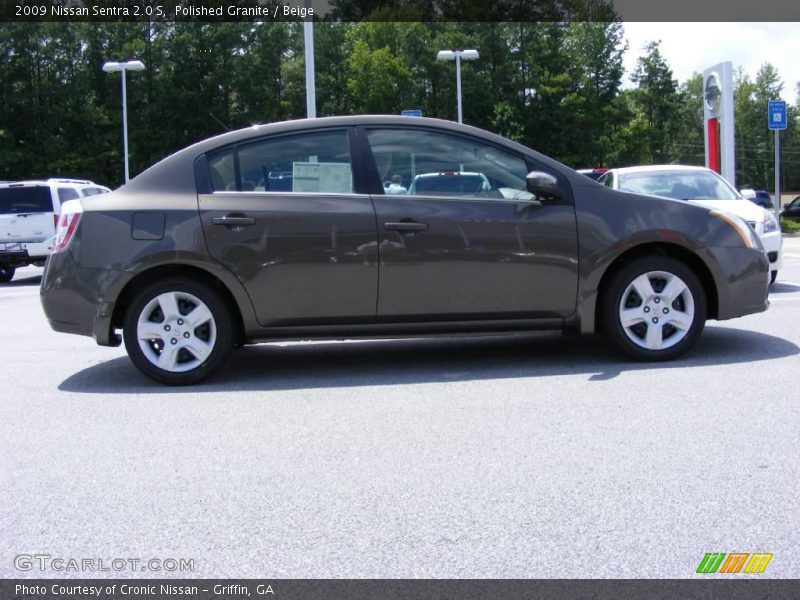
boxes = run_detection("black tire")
[123,278,235,385]
[0,266,15,283]
[600,256,707,361]
[770,270,777,285]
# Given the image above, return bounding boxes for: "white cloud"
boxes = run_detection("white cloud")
[621,22,800,102]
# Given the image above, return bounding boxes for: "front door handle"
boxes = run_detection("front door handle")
[212,215,256,227]
[384,221,428,232]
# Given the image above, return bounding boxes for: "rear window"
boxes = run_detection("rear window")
[0,186,54,214]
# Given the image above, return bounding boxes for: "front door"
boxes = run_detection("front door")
[362,127,579,319]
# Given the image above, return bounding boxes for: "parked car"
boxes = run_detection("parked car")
[0,179,111,282]
[780,196,800,221]
[577,168,608,181]
[41,117,770,384]
[740,188,773,209]
[598,166,782,284]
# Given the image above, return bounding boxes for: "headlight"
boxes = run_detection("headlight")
[762,209,780,234]
[709,210,761,249]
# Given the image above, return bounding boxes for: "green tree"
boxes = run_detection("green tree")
[628,40,681,164]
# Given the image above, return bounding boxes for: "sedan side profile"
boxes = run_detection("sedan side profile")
[41,117,770,384]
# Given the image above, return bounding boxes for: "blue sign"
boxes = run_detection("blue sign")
[768,100,787,130]
[401,109,422,117]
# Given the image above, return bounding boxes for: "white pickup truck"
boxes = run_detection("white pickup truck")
[0,179,111,282]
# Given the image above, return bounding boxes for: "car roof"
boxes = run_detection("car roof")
[120,115,575,196]
[607,165,711,175]
[0,178,97,187]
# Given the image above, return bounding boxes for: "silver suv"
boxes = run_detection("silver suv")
[0,178,110,282]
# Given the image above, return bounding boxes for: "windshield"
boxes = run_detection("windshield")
[0,186,53,214]
[617,170,739,201]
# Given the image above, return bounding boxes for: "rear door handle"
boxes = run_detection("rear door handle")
[384,221,428,232]
[212,215,256,227]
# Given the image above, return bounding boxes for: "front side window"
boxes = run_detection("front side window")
[598,172,614,188]
[366,129,531,200]
[208,130,353,194]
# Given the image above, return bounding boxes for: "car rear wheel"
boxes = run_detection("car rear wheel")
[123,278,234,385]
[601,257,707,361]
[0,266,15,283]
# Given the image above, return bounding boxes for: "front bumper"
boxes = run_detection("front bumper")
[761,231,783,272]
[710,245,770,320]
[41,250,130,346]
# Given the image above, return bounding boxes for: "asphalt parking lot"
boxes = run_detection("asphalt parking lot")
[2,238,799,579]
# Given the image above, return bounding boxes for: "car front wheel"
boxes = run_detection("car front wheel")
[123,278,234,385]
[601,257,707,361]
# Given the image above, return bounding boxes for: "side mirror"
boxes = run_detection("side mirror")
[526,171,560,200]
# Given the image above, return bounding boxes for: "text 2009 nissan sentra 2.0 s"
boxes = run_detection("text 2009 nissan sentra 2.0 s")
[41,116,770,385]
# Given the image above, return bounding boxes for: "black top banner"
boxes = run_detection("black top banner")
[2,0,800,22]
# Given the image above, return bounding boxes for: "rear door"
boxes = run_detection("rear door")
[0,185,55,248]
[197,128,378,326]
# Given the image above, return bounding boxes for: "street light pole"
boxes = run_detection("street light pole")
[102,60,145,182]
[455,53,462,124]
[437,49,479,124]
[304,21,316,119]
[303,0,316,119]
[121,67,129,181]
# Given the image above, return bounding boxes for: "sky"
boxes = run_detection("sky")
[621,22,800,102]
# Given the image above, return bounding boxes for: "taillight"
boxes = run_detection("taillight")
[53,200,83,253]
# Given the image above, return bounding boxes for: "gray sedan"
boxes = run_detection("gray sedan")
[41,116,770,384]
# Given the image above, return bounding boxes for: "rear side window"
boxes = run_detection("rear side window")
[57,187,80,202]
[207,130,353,194]
[0,186,54,214]
[208,149,236,192]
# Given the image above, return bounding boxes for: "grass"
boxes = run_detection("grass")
[780,217,800,234]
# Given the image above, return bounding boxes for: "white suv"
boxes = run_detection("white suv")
[0,179,111,282]
[597,165,783,284]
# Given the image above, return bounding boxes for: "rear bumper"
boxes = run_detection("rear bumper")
[40,251,130,346]
[0,240,52,267]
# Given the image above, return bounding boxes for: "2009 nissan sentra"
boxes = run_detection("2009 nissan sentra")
[40,116,770,384]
